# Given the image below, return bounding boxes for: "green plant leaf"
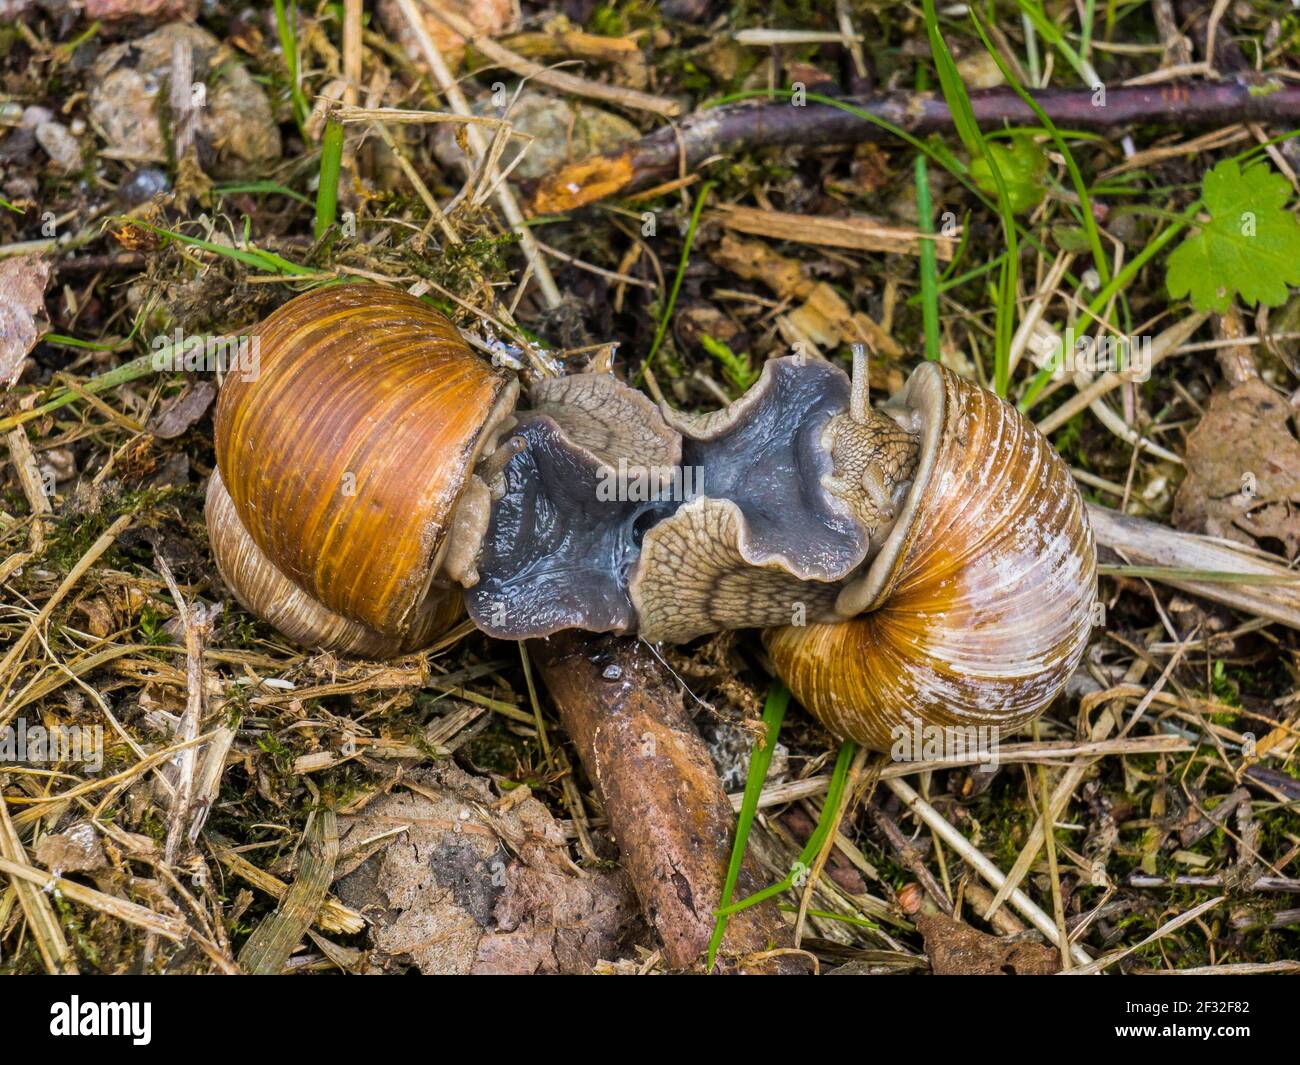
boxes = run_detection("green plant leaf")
[969,133,1047,215]
[1166,158,1300,313]
[699,333,758,394]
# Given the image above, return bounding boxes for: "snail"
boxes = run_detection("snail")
[205,283,1096,751]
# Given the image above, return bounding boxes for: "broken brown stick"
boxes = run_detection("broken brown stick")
[530,631,795,972]
[1089,503,1300,631]
[523,80,1300,215]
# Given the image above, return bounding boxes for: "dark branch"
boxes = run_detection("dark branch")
[531,631,797,972]
[523,78,1300,215]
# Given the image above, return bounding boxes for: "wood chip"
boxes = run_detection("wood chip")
[713,204,956,260]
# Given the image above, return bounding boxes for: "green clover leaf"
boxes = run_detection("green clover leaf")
[1166,158,1300,313]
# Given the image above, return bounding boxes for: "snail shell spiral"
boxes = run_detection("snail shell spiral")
[765,362,1097,752]
[208,284,516,653]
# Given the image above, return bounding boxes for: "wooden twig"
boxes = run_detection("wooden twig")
[0,855,188,942]
[342,0,362,108]
[1088,503,1300,630]
[1139,960,1300,974]
[4,427,52,519]
[1037,313,1209,435]
[868,801,952,915]
[1129,873,1300,892]
[394,0,563,314]
[169,38,197,157]
[729,733,1193,810]
[154,555,207,868]
[712,204,956,259]
[145,555,210,966]
[523,80,1300,214]
[420,0,680,117]
[531,632,794,972]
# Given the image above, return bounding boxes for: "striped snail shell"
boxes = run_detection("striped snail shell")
[206,284,516,656]
[764,361,1097,751]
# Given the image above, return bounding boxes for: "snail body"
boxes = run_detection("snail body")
[206,284,1096,751]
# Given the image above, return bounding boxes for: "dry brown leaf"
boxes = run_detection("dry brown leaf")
[147,379,217,439]
[34,821,108,874]
[916,911,1059,975]
[0,254,51,387]
[334,763,637,974]
[1173,378,1300,559]
[709,232,814,301]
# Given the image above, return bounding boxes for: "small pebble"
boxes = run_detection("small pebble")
[118,166,171,205]
[602,663,623,680]
[20,105,52,128]
[34,121,81,170]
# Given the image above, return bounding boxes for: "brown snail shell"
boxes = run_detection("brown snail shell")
[206,468,461,656]
[209,283,516,652]
[764,362,1097,752]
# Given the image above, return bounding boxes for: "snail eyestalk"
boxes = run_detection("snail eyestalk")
[476,434,525,486]
[849,342,869,424]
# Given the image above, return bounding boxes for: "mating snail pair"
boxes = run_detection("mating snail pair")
[205,284,1097,751]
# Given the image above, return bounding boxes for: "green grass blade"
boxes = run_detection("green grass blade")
[1080,0,1097,72]
[314,118,345,240]
[1019,202,1198,410]
[121,218,316,275]
[273,0,311,135]
[640,179,713,379]
[915,155,941,361]
[922,0,1018,395]
[706,682,789,971]
[969,11,1109,288]
[923,0,985,161]
[216,182,313,207]
[1013,0,1101,87]
[713,741,857,919]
